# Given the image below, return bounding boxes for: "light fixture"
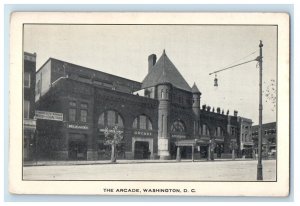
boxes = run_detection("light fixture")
[214,74,218,87]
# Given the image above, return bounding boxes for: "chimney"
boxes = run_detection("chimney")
[234,110,238,117]
[148,54,157,73]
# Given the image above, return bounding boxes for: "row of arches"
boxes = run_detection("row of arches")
[97,110,226,137]
[200,124,225,137]
[98,110,153,130]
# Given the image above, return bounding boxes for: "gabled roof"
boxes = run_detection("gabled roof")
[191,83,201,94]
[141,50,191,92]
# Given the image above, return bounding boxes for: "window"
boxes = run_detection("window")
[231,127,235,135]
[132,118,138,129]
[98,113,105,126]
[202,124,210,136]
[107,110,115,126]
[148,120,153,130]
[24,72,31,88]
[36,80,41,95]
[117,115,124,128]
[161,90,164,99]
[80,103,88,109]
[215,126,222,137]
[139,115,147,129]
[171,120,185,133]
[245,134,248,141]
[80,110,87,122]
[69,108,76,122]
[98,110,124,128]
[69,101,76,107]
[132,115,153,130]
[24,100,30,119]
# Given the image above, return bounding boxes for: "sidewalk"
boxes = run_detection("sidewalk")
[23,158,261,167]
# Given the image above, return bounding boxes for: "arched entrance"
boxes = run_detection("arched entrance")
[132,137,153,160]
[134,141,150,159]
[132,114,154,159]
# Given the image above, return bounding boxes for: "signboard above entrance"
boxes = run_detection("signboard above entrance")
[68,124,89,130]
[171,134,186,139]
[35,110,63,121]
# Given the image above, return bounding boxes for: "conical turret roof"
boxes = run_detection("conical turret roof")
[192,82,201,94]
[141,50,191,92]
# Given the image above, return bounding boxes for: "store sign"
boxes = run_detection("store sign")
[68,124,89,130]
[171,134,186,139]
[133,130,152,136]
[35,110,63,121]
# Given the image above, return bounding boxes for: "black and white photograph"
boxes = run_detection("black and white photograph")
[9,12,290,196]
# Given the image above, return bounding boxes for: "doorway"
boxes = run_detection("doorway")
[134,141,150,159]
[200,145,209,158]
[69,141,87,160]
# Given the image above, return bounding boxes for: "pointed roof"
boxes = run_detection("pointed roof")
[141,50,191,92]
[192,83,201,94]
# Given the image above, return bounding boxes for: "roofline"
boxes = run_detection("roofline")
[36,57,142,85]
[48,77,158,103]
[252,121,277,127]
[36,57,52,73]
[24,51,36,57]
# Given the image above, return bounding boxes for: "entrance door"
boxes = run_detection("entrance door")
[69,141,87,160]
[134,141,150,159]
[200,146,208,158]
[181,146,192,159]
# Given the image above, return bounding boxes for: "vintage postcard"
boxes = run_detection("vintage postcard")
[9,12,290,196]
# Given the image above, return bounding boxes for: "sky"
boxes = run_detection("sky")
[24,24,277,125]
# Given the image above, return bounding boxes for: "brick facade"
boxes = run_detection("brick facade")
[34,52,250,161]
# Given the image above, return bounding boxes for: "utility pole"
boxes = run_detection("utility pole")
[209,40,264,181]
[257,40,263,180]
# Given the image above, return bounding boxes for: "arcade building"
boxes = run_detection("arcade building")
[33,50,249,161]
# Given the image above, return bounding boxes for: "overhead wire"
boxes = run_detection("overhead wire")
[209,49,258,75]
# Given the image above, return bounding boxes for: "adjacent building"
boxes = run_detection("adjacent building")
[238,117,254,158]
[252,122,277,159]
[33,50,250,161]
[23,52,37,161]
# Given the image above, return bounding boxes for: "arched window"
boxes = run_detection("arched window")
[98,110,124,128]
[171,120,186,133]
[132,115,153,130]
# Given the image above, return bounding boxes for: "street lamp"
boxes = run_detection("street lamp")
[209,40,264,180]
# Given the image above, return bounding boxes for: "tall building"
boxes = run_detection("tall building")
[23,52,37,161]
[33,50,247,161]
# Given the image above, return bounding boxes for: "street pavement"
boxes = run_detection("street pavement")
[23,159,276,181]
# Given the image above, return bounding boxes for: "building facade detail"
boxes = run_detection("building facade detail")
[31,50,259,161]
